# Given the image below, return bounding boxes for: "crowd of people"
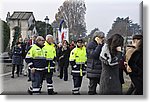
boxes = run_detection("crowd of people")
[10,32,143,95]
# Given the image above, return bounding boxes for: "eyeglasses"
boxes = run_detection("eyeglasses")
[40,40,45,41]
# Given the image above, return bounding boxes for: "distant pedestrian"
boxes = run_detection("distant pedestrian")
[70,40,76,51]
[99,34,124,95]
[56,42,62,75]
[18,37,26,75]
[23,38,30,76]
[86,31,105,95]
[29,34,37,45]
[11,42,23,78]
[57,40,70,81]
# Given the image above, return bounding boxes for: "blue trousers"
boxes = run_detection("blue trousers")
[72,76,83,94]
[40,70,54,92]
[30,70,44,94]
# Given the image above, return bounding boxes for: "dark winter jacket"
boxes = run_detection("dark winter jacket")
[86,40,103,78]
[12,45,23,65]
[57,46,70,67]
[128,49,143,95]
[128,50,143,80]
[99,44,122,95]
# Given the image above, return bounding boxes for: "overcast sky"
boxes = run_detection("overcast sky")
[0,0,142,34]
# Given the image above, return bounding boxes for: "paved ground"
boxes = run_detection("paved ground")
[0,63,131,95]
[1,64,90,95]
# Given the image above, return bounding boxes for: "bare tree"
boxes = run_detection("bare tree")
[55,0,86,40]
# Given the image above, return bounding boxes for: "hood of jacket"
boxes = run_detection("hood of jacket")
[99,43,119,66]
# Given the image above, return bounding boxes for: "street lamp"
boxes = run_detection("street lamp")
[44,16,49,36]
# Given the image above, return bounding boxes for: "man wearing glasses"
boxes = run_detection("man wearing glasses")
[86,31,105,95]
[25,36,46,95]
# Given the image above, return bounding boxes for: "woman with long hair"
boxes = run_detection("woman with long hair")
[99,34,124,95]
[57,40,70,81]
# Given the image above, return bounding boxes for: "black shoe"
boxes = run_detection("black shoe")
[52,91,58,95]
[48,91,58,95]
[60,76,63,79]
[24,74,27,76]
[28,78,31,81]
[88,91,97,95]
[64,77,68,81]
[27,89,33,95]
[11,75,14,78]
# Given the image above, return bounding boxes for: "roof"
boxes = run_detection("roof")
[9,11,34,20]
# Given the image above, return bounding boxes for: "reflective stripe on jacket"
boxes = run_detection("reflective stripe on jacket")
[25,44,47,69]
[69,46,87,76]
[43,41,56,72]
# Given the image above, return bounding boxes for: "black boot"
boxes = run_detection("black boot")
[11,75,14,78]
[48,89,58,95]
[88,91,97,95]
[27,87,33,95]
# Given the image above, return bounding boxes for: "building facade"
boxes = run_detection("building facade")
[6,11,37,47]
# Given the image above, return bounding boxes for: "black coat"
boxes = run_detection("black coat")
[128,50,143,95]
[20,42,26,59]
[86,41,103,78]
[128,50,143,79]
[99,60,122,95]
[57,46,70,67]
[12,46,23,65]
[99,44,123,95]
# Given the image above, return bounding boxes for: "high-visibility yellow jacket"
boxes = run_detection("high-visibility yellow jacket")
[25,44,47,70]
[43,41,56,72]
[69,46,87,76]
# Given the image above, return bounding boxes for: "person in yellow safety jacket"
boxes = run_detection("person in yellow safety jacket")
[42,34,57,95]
[69,38,87,95]
[25,36,46,95]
